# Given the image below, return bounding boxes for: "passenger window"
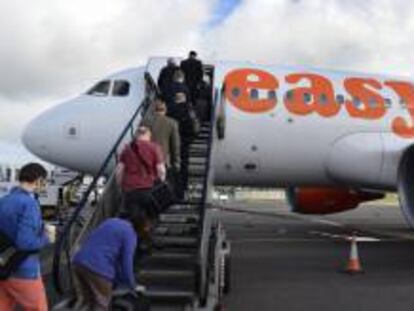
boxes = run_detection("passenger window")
[336,94,345,104]
[369,97,377,108]
[385,98,392,108]
[400,98,407,109]
[353,97,361,107]
[232,87,241,98]
[320,94,328,105]
[6,168,11,182]
[87,80,111,96]
[250,89,259,100]
[268,90,277,100]
[285,90,294,101]
[112,80,130,96]
[303,93,312,103]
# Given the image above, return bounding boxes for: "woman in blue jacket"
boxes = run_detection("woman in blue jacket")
[72,217,139,310]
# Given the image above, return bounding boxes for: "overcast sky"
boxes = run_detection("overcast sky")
[2,0,414,150]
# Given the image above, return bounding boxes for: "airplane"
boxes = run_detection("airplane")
[21,56,414,229]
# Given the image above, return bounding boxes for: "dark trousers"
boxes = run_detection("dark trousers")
[73,264,112,311]
[123,189,156,246]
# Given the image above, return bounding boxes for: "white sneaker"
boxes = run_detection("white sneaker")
[135,284,146,293]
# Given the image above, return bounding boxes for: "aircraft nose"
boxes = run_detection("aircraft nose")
[22,113,51,159]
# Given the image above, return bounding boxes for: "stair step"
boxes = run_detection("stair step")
[139,269,194,279]
[188,174,206,179]
[189,150,208,159]
[153,236,198,248]
[189,145,208,150]
[140,253,197,270]
[153,224,199,236]
[148,251,197,261]
[189,141,208,146]
[165,205,199,212]
[143,287,195,303]
[158,214,199,224]
[188,169,207,175]
[174,200,203,206]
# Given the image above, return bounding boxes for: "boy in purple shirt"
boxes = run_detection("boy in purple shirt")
[72,217,139,310]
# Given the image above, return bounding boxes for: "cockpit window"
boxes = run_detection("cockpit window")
[87,80,111,96]
[112,80,130,96]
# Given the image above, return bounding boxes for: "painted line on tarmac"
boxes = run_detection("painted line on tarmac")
[230,238,328,244]
[309,230,381,242]
[222,206,414,242]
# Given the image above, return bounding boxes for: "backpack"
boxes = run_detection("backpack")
[0,229,38,280]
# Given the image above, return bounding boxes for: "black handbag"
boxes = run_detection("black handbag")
[150,180,176,213]
[0,230,38,280]
[130,142,175,213]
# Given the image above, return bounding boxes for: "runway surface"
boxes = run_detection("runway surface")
[221,200,414,311]
[44,200,414,310]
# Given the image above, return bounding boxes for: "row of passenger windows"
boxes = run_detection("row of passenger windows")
[87,80,130,97]
[231,87,410,109]
[0,167,19,182]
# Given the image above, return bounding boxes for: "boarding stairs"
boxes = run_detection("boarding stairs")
[51,58,230,310]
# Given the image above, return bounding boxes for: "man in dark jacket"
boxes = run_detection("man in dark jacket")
[180,51,203,102]
[158,58,178,101]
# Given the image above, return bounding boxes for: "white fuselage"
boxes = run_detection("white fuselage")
[22,58,414,192]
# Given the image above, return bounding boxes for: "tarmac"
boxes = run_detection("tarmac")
[44,199,414,310]
[220,200,414,311]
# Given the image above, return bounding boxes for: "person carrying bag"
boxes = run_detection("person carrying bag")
[0,226,40,280]
[116,127,167,246]
[0,163,55,311]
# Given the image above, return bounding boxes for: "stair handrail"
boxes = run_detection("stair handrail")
[52,71,160,294]
[196,87,219,304]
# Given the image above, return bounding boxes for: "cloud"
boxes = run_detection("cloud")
[203,0,414,75]
[0,0,211,103]
[2,0,414,148]
[0,0,212,146]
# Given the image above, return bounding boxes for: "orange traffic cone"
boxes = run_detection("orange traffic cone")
[344,232,363,274]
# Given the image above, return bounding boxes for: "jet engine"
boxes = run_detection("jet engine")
[397,147,414,228]
[286,187,385,215]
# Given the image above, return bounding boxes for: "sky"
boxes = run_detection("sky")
[2,0,414,154]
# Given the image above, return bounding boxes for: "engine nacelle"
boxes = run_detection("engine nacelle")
[397,147,414,228]
[286,187,385,215]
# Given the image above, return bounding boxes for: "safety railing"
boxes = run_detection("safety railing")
[196,87,219,304]
[52,71,160,295]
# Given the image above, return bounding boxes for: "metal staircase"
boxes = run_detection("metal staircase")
[51,58,230,311]
[136,120,213,309]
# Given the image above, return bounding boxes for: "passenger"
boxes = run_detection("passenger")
[145,100,181,196]
[195,75,212,122]
[180,51,203,103]
[164,70,195,197]
[146,99,181,173]
[72,217,139,311]
[166,69,191,125]
[157,58,178,101]
[116,126,166,242]
[0,163,54,311]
